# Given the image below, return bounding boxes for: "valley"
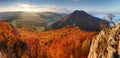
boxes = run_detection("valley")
[0,10,119,58]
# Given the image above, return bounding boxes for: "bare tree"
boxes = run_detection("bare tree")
[107,13,116,26]
[100,18,109,30]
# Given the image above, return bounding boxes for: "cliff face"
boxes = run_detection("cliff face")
[88,24,120,58]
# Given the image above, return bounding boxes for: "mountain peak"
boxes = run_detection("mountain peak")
[52,10,109,31]
[73,10,85,13]
[72,10,87,15]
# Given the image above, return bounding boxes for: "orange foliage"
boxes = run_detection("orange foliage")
[19,26,98,58]
[0,21,98,58]
[0,21,28,58]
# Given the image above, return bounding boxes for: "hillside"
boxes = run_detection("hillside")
[0,21,98,58]
[52,10,109,31]
[0,12,64,31]
[0,21,28,58]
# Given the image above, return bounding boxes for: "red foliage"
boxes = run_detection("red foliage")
[0,21,28,58]
[0,21,98,58]
[19,26,98,58]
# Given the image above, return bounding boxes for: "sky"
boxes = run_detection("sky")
[0,0,120,14]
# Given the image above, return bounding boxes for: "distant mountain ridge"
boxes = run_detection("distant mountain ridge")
[52,10,109,31]
[0,11,65,31]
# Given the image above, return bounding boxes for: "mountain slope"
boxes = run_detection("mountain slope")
[15,12,46,31]
[0,20,28,58]
[88,24,120,58]
[52,10,109,31]
[0,21,98,58]
[0,11,64,31]
[19,26,98,58]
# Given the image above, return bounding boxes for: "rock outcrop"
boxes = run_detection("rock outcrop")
[88,24,120,58]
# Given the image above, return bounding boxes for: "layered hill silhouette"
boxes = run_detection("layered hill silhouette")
[0,12,64,31]
[52,10,109,31]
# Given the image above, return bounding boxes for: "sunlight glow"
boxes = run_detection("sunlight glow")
[0,4,71,13]
[18,7,33,12]
[17,4,37,12]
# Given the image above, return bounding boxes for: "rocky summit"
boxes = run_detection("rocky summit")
[88,24,120,58]
[52,10,109,32]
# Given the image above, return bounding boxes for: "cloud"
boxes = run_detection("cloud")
[37,5,71,13]
[0,4,71,13]
[87,9,120,15]
[17,4,38,8]
[17,4,72,13]
[75,7,120,15]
